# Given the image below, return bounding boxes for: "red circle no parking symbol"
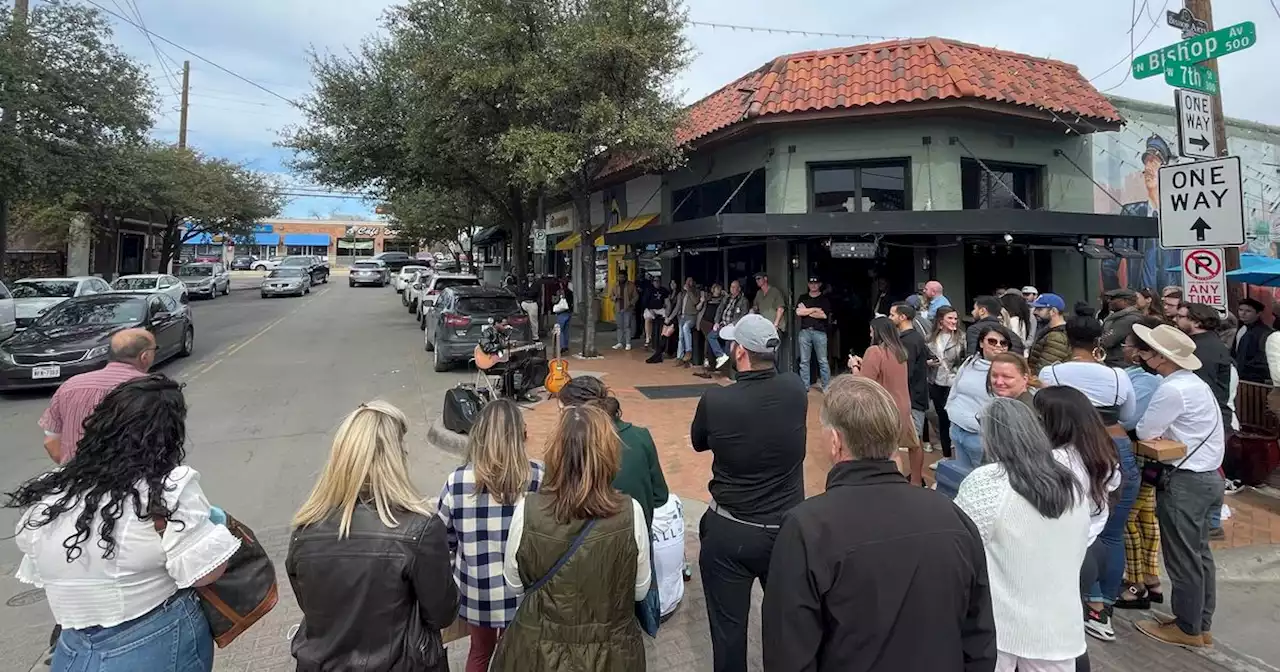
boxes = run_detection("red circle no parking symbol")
[1184,249,1222,281]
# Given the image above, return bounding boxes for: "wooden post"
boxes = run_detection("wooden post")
[178,60,190,149]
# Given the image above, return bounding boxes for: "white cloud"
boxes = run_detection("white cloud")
[102,0,1280,218]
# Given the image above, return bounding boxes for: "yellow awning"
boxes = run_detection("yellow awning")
[553,214,658,251]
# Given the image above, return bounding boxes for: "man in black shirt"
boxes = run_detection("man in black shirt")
[691,313,807,672]
[795,275,833,392]
[890,301,928,485]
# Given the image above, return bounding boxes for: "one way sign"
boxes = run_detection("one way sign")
[1158,156,1245,249]
[1175,89,1218,159]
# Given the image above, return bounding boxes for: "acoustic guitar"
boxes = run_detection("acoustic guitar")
[545,324,572,394]
[473,342,543,371]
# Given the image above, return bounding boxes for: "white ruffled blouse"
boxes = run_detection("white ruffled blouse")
[14,466,240,629]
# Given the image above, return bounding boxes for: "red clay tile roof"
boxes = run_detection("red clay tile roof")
[678,36,1121,146]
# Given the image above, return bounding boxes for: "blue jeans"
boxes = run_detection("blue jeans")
[556,312,572,351]
[53,590,213,672]
[616,309,635,347]
[1089,434,1140,604]
[797,329,830,390]
[950,426,984,472]
[677,317,694,359]
[708,328,726,359]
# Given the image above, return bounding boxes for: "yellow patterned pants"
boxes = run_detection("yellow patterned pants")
[1124,482,1161,584]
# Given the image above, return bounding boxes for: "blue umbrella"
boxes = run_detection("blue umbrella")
[1226,258,1280,287]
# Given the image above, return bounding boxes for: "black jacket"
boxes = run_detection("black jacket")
[1233,321,1274,383]
[691,369,807,524]
[287,505,459,672]
[900,328,930,411]
[1190,330,1234,428]
[762,459,996,672]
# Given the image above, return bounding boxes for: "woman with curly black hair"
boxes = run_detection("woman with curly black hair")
[8,374,239,672]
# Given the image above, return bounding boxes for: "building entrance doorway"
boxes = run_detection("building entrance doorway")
[803,241,914,376]
[119,233,145,276]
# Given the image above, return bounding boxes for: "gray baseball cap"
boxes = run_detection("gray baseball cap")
[718,314,780,354]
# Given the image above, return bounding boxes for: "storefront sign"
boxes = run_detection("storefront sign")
[345,225,382,237]
[830,242,879,259]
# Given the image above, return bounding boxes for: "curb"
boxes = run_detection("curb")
[425,420,468,455]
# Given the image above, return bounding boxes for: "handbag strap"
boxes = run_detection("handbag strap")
[526,519,597,594]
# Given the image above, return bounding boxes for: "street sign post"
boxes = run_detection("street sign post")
[1167,8,1209,38]
[1165,62,1219,95]
[1158,156,1244,249]
[533,229,547,254]
[1131,21,1257,79]
[1182,247,1228,312]
[1175,89,1218,159]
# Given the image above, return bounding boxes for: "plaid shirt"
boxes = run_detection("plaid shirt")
[436,460,544,628]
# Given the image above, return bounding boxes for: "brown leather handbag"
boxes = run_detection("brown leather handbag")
[197,515,279,648]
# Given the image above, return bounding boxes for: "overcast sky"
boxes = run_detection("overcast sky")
[87,0,1280,218]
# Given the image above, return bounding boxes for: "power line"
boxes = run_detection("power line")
[81,0,301,108]
[687,20,904,42]
[1090,0,1171,87]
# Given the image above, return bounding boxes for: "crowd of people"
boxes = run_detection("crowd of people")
[8,277,1256,671]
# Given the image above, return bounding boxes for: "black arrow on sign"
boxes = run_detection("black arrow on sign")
[1189,135,1210,151]
[1190,217,1212,242]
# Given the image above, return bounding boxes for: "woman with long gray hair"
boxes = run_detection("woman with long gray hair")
[954,398,1091,672]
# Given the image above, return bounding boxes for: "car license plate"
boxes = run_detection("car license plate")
[31,365,61,380]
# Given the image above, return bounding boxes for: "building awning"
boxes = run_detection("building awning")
[556,214,658,251]
[604,211,1160,246]
[471,226,506,246]
[184,232,214,245]
[253,233,280,245]
[284,233,331,246]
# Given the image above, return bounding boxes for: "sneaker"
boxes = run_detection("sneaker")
[625,344,632,351]
[1210,527,1225,540]
[1135,619,1206,648]
[1224,479,1244,495]
[929,462,939,471]
[612,343,623,350]
[715,355,729,369]
[1085,609,1116,642]
[923,444,935,453]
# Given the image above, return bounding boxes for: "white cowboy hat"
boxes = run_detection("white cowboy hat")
[1132,323,1202,371]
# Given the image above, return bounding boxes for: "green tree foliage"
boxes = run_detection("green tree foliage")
[381,187,495,254]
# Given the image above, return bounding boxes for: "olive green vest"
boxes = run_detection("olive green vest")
[490,492,644,672]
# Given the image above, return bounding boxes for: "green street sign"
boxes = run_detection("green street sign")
[1131,21,1257,79]
[1165,63,1219,95]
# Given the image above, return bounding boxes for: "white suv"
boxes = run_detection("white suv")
[0,281,14,342]
[414,274,480,329]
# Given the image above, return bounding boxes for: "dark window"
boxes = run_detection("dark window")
[672,170,766,222]
[38,298,146,327]
[433,277,481,291]
[809,161,909,212]
[961,159,1042,210]
[457,296,522,314]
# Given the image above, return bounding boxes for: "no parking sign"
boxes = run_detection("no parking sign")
[1182,248,1228,313]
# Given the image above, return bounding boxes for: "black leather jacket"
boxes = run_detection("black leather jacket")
[287,505,458,672]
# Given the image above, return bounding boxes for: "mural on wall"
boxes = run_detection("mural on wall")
[1093,103,1280,296]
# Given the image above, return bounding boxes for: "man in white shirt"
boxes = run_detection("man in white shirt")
[1130,323,1225,649]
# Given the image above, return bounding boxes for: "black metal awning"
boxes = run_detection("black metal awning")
[604,210,1159,247]
[471,226,507,246]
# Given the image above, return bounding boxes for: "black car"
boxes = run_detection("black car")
[0,293,194,391]
[424,287,532,372]
[372,251,414,272]
[230,256,257,270]
[278,255,329,285]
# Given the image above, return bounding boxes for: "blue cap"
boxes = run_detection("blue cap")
[1031,293,1066,311]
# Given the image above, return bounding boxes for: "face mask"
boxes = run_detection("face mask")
[1137,357,1159,376]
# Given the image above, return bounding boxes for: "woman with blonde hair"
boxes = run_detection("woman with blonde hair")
[491,404,650,672]
[288,401,458,672]
[437,399,545,672]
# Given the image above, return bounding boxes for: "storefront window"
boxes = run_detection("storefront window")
[810,161,909,212]
[961,159,1042,209]
[286,245,329,257]
[336,238,374,262]
[672,170,766,222]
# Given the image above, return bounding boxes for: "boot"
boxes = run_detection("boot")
[1135,619,1206,648]
[1153,612,1212,646]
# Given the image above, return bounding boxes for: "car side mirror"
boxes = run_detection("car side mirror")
[179,295,189,304]
[153,311,170,321]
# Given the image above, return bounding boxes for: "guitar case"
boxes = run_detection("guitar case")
[442,385,486,434]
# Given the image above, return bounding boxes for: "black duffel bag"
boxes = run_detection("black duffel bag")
[443,386,485,434]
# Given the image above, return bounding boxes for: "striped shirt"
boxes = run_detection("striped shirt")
[38,362,144,464]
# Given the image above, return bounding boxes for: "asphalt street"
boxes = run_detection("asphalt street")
[0,278,474,667]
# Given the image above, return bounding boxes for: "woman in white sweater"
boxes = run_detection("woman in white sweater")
[955,398,1091,672]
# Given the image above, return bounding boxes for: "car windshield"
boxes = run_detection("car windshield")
[434,277,480,290]
[112,277,158,290]
[178,265,214,277]
[457,296,521,314]
[12,281,77,298]
[279,257,310,267]
[36,297,145,328]
[268,269,306,278]
[402,266,428,274]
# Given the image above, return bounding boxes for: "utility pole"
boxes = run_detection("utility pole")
[177,60,190,149]
[0,0,32,276]
[1181,0,1240,308]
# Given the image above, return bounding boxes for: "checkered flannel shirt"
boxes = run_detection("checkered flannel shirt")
[436,460,545,628]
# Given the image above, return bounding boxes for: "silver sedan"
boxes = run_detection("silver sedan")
[260,268,312,298]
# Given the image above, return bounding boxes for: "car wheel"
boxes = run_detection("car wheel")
[208,290,216,300]
[408,300,416,315]
[261,292,268,299]
[322,274,328,284]
[222,283,230,296]
[306,285,311,294]
[419,312,427,330]
[433,345,449,372]
[179,328,194,357]
[349,281,355,287]
[425,333,435,351]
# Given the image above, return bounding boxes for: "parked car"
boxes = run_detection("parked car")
[372,251,414,272]
[349,260,389,287]
[0,293,193,391]
[277,255,329,285]
[261,267,312,298]
[12,277,113,331]
[0,281,14,342]
[412,273,480,324]
[424,287,531,372]
[251,257,282,271]
[230,256,258,271]
[111,274,189,305]
[393,265,431,294]
[177,262,231,299]
[402,269,431,307]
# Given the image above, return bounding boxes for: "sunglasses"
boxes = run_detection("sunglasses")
[983,337,1009,347]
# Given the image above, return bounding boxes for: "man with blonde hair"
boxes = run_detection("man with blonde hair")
[762,375,996,671]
